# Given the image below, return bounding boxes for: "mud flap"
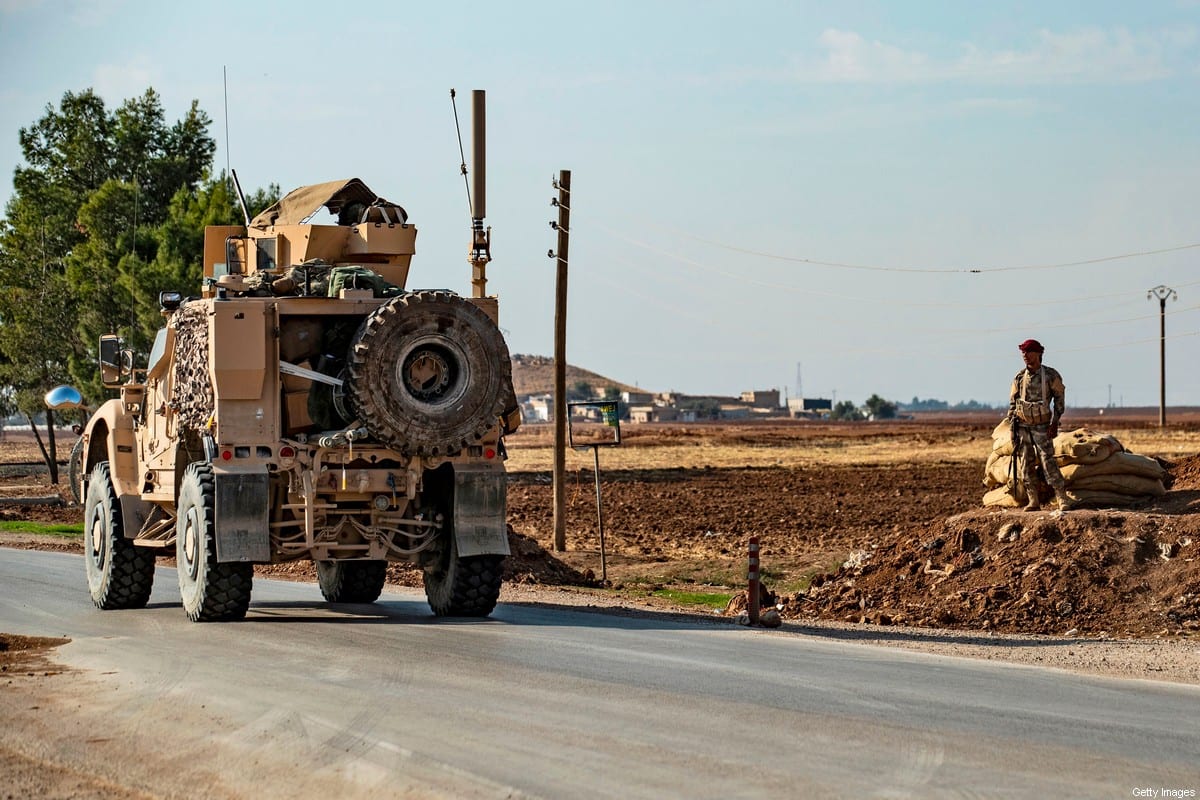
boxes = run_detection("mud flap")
[453,465,510,557]
[213,465,270,562]
[118,494,152,539]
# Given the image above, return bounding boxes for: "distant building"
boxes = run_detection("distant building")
[629,405,679,423]
[523,394,552,422]
[621,390,654,405]
[718,404,751,420]
[740,389,780,409]
[788,397,832,412]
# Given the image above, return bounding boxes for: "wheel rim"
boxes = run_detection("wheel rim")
[88,510,106,567]
[182,507,201,580]
[399,342,460,402]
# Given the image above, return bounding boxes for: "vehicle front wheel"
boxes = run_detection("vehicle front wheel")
[176,462,253,622]
[83,462,155,609]
[316,560,387,603]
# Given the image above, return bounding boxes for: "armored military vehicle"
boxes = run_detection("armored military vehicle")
[50,91,519,621]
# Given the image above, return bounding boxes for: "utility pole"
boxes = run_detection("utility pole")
[1147,284,1177,427]
[550,171,571,552]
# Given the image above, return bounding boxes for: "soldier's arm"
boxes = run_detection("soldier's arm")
[1050,370,1065,424]
[1007,374,1020,420]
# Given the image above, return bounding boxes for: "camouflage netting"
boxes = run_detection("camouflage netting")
[172,302,214,433]
[982,422,1169,509]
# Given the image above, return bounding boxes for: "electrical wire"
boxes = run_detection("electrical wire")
[584,215,1199,311]
[643,219,1200,274]
[909,303,1200,336]
[591,244,1198,341]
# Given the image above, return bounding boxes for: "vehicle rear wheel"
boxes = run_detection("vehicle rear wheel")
[422,534,503,617]
[176,462,253,622]
[83,462,155,609]
[316,560,387,603]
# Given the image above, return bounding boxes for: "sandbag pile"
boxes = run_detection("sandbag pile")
[982,422,1168,509]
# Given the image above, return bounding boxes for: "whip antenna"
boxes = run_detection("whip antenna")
[222,66,230,181]
[450,89,473,218]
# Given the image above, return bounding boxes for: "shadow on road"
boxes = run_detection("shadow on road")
[239,597,729,632]
[785,622,1100,649]
[241,597,1101,646]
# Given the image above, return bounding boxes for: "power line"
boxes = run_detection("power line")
[648,221,1200,274]
[909,303,1200,336]
[586,216,1200,310]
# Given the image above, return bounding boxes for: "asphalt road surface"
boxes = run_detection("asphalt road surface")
[1,549,1197,799]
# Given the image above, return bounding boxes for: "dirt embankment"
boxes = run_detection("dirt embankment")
[775,454,1200,638]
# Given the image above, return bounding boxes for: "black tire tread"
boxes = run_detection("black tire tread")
[316,560,387,604]
[177,462,253,622]
[85,462,155,610]
[426,553,504,617]
[67,438,84,505]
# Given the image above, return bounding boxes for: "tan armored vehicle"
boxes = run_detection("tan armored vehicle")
[50,92,519,621]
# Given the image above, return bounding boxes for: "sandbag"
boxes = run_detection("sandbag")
[984,452,1014,488]
[1066,489,1152,509]
[1069,473,1166,497]
[983,484,1024,508]
[991,419,1015,456]
[1059,451,1167,482]
[1054,428,1123,465]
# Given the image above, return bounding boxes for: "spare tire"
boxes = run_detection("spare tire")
[347,290,513,456]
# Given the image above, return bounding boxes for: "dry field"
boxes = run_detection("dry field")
[505,417,1200,471]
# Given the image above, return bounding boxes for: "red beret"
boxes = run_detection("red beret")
[1018,339,1044,353]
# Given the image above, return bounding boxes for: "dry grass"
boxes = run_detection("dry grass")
[503,422,1200,473]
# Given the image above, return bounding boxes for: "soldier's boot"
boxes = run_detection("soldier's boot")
[1055,489,1075,511]
[1023,494,1041,512]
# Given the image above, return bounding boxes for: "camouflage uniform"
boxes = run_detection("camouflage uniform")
[1008,364,1067,505]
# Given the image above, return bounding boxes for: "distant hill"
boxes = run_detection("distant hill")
[510,354,644,398]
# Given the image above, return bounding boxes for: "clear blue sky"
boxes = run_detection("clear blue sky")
[2,1,1197,409]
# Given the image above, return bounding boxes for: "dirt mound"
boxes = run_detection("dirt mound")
[0,633,71,675]
[785,454,1200,637]
[1173,452,1200,489]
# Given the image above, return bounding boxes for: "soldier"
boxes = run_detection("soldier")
[1008,339,1073,511]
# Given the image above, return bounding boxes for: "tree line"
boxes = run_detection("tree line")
[830,394,997,421]
[0,87,279,472]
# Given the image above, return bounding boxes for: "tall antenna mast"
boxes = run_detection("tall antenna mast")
[451,88,492,297]
[468,90,490,298]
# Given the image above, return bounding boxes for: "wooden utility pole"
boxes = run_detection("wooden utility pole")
[552,170,571,552]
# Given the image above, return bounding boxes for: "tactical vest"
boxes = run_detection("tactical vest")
[1014,367,1052,425]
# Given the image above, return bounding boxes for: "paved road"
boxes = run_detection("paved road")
[1,549,1197,799]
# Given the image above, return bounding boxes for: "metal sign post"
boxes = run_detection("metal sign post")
[567,401,621,584]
